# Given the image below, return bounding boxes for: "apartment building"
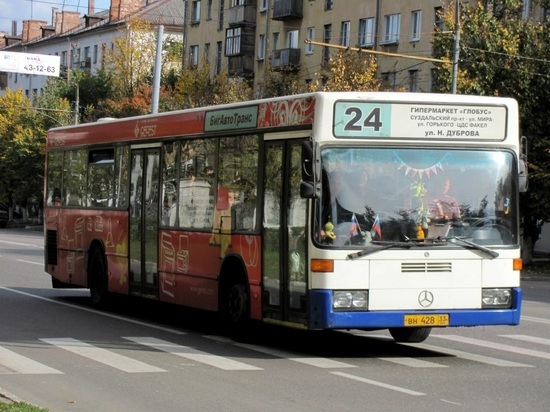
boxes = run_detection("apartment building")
[1,0,541,98]
[0,0,184,98]
[188,0,451,94]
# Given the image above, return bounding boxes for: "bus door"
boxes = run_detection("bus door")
[129,147,161,299]
[262,139,308,325]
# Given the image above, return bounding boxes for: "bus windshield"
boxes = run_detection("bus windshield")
[316,147,518,248]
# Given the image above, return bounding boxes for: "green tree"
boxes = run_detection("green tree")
[103,17,157,100]
[173,64,253,108]
[432,0,550,260]
[0,90,51,208]
[312,49,383,92]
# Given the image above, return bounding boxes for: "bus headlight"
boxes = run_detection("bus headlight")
[482,288,512,308]
[333,291,368,311]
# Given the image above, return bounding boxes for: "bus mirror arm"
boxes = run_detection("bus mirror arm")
[519,136,528,193]
[300,139,320,199]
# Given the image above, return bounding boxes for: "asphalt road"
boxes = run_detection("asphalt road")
[1,228,550,411]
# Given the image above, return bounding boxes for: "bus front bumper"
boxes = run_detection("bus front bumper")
[308,288,522,330]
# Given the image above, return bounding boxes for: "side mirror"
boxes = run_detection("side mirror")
[301,140,314,182]
[519,136,528,193]
[300,181,315,198]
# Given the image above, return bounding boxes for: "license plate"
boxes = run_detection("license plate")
[404,314,449,327]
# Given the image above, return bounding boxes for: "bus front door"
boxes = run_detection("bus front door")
[263,140,308,326]
[129,148,161,299]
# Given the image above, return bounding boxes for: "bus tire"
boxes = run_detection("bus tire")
[220,278,250,333]
[88,247,109,308]
[389,327,432,343]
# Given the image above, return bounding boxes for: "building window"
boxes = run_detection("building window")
[260,0,268,12]
[207,0,213,20]
[522,0,531,20]
[215,41,222,74]
[434,6,444,31]
[218,0,225,30]
[61,51,67,66]
[306,27,315,54]
[340,21,350,47]
[191,1,201,23]
[325,0,333,11]
[226,27,241,55]
[272,32,280,50]
[359,17,375,47]
[382,71,396,90]
[411,10,421,41]
[383,14,400,44]
[204,43,210,65]
[258,34,266,60]
[287,30,299,49]
[231,0,245,6]
[323,24,332,64]
[190,45,199,67]
[93,45,98,64]
[408,70,418,92]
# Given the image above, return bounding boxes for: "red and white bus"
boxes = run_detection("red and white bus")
[44,92,527,342]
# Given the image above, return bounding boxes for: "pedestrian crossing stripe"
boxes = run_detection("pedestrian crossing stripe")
[123,337,262,371]
[0,346,63,374]
[0,334,547,375]
[40,338,166,373]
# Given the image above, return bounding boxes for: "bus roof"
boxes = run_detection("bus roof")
[46,92,518,149]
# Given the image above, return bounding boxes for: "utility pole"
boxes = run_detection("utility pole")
[151,25,164,114]
[182,0,188,69]
[451,0,461,94]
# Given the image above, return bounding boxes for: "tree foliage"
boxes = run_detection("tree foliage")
[312,49,383,92]
[432,0,550,254]
[173,64,254,108]
[103,17,157,99]
[0,90,58,205]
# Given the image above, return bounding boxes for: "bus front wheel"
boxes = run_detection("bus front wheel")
[389,327,432,343]
[89,248,109,308]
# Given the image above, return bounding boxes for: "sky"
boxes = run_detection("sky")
[0,0,111,34]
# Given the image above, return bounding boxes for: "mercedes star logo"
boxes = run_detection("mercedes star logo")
[418,290,434,307]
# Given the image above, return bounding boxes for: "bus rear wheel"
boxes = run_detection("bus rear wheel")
[221,281,250,332]
[389,327,432,343]
[89,248,109,308]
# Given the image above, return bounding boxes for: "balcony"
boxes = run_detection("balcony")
[272,0,303,21]
[228,55,255,77]
[228,3,256,27]
[269,48,300,70]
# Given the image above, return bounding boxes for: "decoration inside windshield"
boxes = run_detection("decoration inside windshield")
[317,148,516,247]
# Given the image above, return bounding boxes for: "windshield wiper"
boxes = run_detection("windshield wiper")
[443,236,499,258]
[347,243,408,260]
[346,238,443,260]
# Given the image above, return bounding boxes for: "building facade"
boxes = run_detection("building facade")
[1,0,542,99]
[0,0,184,98]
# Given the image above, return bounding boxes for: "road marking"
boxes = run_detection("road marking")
[0,286,186,335]
[16,259,42,266]
[348,333,530,367]
[434,335,550,360]
[521,315,550,325]
[378,357,448,368]
[331,372,426,396]
[41,338,166,373]
[500,334,550,346]
[403,342,532,367]
[0,240,41,248]
[0,346,63,374]
[206,335,356,369]
[124,337,262,371]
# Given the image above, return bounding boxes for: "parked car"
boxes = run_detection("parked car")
[0,208,7,228]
